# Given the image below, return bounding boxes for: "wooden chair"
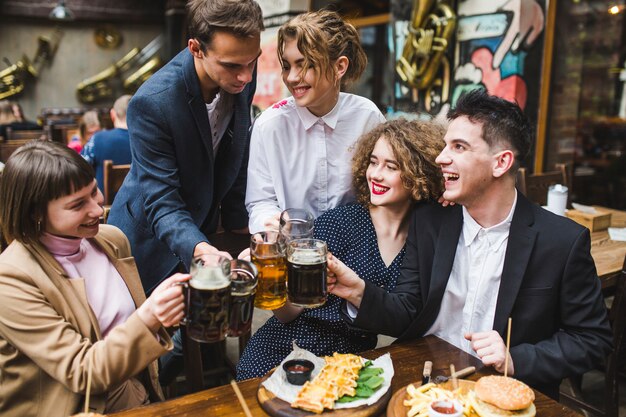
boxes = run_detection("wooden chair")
[6,128,45,141]
[1,138,35,163]
[560,256,626,416]
[102,160,130,205]
[516,163,569,206]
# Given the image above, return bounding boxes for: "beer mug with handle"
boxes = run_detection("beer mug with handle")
[286,238,328,308]
[181,254,231,343]
[227,259,258,337]
[279,208,314,241]
[250,231,287,310]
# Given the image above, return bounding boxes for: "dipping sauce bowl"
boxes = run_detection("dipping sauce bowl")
[282,359,314,385]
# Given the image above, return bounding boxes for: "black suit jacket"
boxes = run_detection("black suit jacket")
[108,49,254,292]
[351,192,612,397]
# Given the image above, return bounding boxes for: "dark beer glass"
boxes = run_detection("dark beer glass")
[227,259,258,337]
[279,208,314,241]
[286,238,328,308]
[183,255,231,343]
[251,231,287,310]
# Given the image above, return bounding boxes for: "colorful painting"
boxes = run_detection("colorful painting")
[453,0,545,110]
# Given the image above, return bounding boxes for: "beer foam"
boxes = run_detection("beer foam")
[191,268,230,290]
[288,250,325,265]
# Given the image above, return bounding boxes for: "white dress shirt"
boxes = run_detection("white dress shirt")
[245,93,385,233]
[425,194,517,356]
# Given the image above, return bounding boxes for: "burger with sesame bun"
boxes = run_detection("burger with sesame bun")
[469,376,536,417]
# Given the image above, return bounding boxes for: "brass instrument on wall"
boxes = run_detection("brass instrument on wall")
[0,28,63,100]
[396,0,456,90]
[0,56,37,100]
[76,35,163,103]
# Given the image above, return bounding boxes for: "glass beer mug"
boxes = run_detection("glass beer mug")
[279,208,314,241]
[182,255,231,343]
[286,238,328,308]
[250,231,287,310]
[227,259,258,337]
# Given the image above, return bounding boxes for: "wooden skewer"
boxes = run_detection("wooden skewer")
[450,364,458,391]
[230,379,253,417]
[84,356,93,414]
[504,317,512,378]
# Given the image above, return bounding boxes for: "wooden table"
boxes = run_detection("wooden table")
[590,207,626,289]
[110,336,580,417]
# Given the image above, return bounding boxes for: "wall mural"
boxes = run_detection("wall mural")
[453,0,545,110]
[392,0,546,116]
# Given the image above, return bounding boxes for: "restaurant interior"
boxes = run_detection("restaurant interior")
[1,0,626,416]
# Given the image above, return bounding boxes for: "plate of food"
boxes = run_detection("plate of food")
[386,375,536,417]
[258,347,394,416]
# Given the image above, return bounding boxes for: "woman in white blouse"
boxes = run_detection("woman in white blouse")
[245,10,386,233]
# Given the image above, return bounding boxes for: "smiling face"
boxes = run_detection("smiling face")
[366,136,412,208]
[281,38,344,117]
[435,116,500,207]
[190,30,262,99]
[45,180,104,239]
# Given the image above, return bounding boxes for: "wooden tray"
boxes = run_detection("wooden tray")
[386,379,477,417]
[257,371,392,417]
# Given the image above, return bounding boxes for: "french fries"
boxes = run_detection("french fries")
[403,382,472,417]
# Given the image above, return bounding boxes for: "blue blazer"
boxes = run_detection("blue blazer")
[348,192,612,398]
[108,49,253,292]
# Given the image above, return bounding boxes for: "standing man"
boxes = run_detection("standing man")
[328,90,612,398]
[82,94,133,194]
[109,0,264,293]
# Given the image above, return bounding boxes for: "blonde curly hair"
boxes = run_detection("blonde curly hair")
[352,118,445,206]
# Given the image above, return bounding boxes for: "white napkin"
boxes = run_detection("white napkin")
[572,202,597,214]
[261,344,394,409]
[608,227,626,242]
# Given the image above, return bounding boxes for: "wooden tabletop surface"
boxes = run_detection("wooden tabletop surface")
[110,336,580,417]
[590,207,626,288]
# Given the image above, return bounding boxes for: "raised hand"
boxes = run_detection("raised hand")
[326,252,365,308]
[137,273,190,332]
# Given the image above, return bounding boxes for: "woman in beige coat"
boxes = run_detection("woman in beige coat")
[0,141,189,416]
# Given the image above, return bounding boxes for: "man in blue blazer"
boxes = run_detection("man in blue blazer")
[328,90,612,399]
[108,0,264,293]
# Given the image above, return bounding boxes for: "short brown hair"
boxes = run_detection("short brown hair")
[187,0,264,51]
[112,94,132,121]
[278,10,367,88]
[352,118,445,205]
[0,140,94,244]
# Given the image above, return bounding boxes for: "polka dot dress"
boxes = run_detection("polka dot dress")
[236,204,405,380]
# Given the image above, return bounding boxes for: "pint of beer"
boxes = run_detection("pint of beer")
[286,238,327,308]
[251,231,287,310]
[227,259,258,337]
[184,255,231,343]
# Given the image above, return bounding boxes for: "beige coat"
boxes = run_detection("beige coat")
[0,225,172,417]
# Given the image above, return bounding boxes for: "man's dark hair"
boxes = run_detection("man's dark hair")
[187,0,264,51]
[448,89,532,171]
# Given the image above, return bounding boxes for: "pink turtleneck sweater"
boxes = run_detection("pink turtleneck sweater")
[39,233,136,337]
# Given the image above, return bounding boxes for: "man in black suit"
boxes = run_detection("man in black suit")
[328,90,612,398]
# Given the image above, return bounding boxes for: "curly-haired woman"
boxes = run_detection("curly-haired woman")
[237,118,445,379]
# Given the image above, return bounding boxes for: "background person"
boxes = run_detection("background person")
[81,94,132,194]
[245,9,386,234]
[0,100,39,138]
[327,90,612,399]
[237,118,445,380]
[69,110,102,153]
[0,141,188,417]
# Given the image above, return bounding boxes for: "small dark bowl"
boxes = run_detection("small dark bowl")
[282,359,314,385]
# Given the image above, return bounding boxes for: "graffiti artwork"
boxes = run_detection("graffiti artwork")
[453,0,545,110]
